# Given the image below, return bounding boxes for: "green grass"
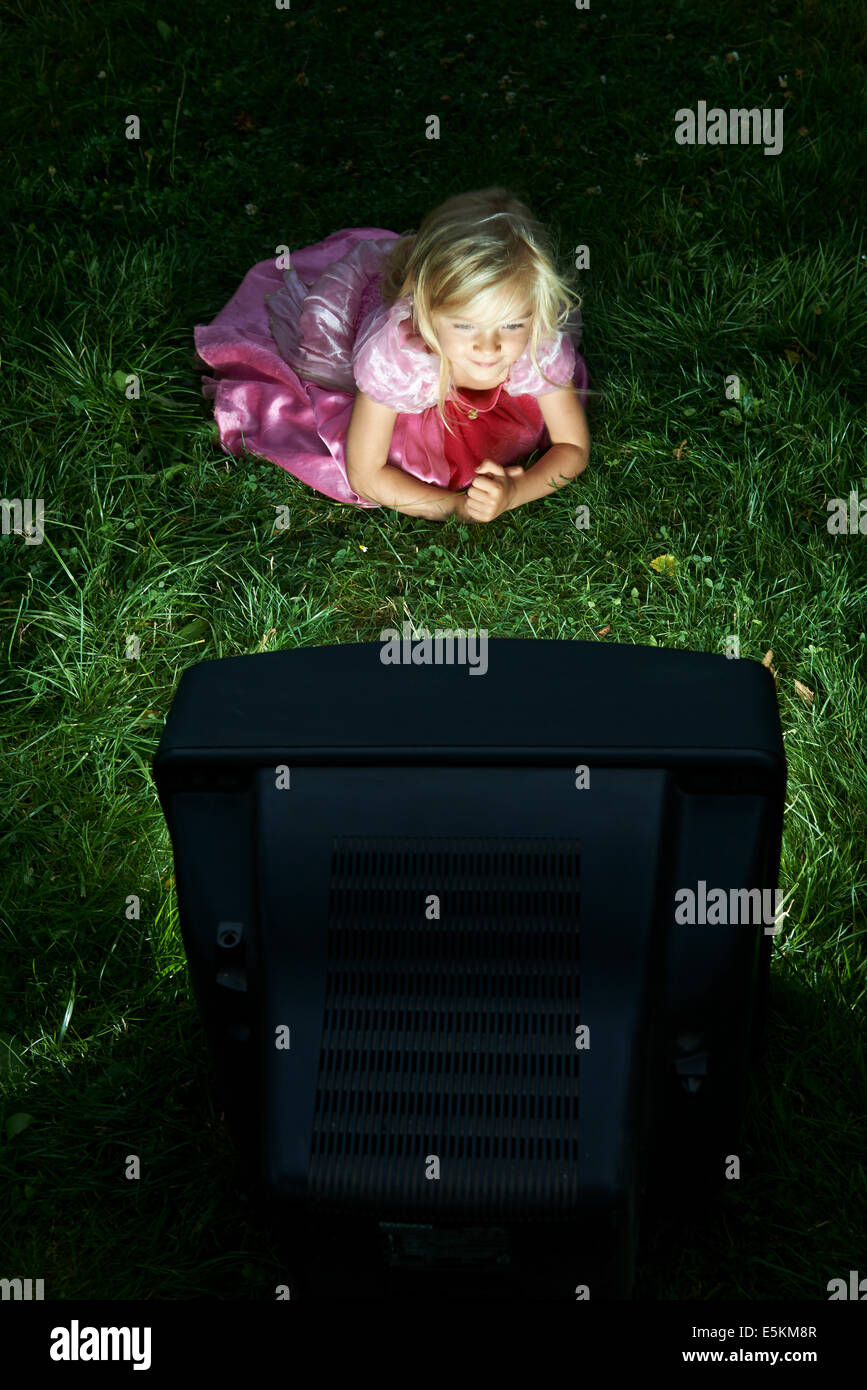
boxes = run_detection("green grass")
[1,0,866,1300]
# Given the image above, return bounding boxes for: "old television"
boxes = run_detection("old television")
[153,637,786,1299]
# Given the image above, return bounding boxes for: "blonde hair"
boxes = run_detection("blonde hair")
[379,186,582,437]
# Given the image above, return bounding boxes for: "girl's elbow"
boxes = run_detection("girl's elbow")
[347,457,384,504]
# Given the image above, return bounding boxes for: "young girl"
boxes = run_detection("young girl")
[194,186,590,523]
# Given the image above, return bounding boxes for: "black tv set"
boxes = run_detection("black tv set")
[153,637,786,1300]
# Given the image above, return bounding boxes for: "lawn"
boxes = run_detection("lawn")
[1,0,865,1301]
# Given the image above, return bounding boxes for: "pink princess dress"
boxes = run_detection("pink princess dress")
[193,227,589,508]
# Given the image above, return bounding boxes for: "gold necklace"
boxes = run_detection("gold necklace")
[451,364,510,416]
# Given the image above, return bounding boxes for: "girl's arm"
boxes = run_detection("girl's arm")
[346,390,459,520]
[506,387,590,511]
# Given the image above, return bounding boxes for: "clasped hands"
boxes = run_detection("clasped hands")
[453,459,524,523]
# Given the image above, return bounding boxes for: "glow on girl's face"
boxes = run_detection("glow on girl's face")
[432,290,535,379]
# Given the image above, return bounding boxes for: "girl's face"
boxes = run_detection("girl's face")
[432,288,535,382]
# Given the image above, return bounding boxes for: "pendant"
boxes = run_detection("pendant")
[467,409,478,419]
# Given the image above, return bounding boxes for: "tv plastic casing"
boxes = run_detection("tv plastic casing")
[153,639,786,1298]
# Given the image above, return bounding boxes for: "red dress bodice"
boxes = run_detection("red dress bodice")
[443,381,546,491]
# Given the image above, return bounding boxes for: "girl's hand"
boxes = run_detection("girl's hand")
[459,460,525,523]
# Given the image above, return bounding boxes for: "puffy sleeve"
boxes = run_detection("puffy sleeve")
[506,325,579,397]
[352,296,440,413]
[266,235,397,393]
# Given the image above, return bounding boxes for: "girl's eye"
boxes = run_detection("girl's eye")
[453,323,525,331]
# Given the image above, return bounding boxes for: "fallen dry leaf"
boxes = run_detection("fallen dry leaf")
[793,679,814,705]
[650,553,679,576]
[761,649,779,688]
[784,339,818,365]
